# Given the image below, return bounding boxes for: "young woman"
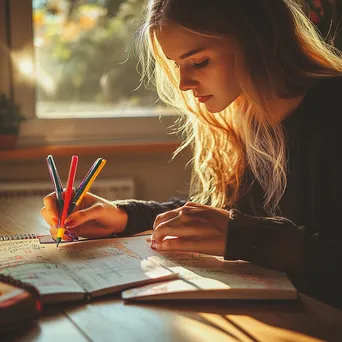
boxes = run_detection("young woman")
[42,0,342,309]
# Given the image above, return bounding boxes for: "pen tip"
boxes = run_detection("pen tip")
[56,237,61,247]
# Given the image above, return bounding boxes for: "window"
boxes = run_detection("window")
[2,0,177,146]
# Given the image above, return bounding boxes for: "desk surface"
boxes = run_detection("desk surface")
[1,197,342,342]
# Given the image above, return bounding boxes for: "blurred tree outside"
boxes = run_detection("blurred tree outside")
[34,1,342,118]
[33,0,161,117]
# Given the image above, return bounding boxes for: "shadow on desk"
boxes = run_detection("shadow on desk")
[1,309,59,342]
[122,295,342,342]
[2,292,342,342]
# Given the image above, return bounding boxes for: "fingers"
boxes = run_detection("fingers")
[182,202,211,210]
[64,202,106,228]
[153,210,180,230]
[49,226,73,242]
[150,203,229,256]
[152,214,210,242]
[43,192,58,216]
[50,226,57,239]
[151,237,225,256]
[43,190,95,242]
[41,206,58,228]
[67,222,113,239]
[42,192,59,227]
[153,204,203,230]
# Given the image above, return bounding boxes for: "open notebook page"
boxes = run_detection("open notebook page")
[0,237,178,302]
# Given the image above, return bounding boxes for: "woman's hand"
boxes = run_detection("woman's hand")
[150,202,230,256]
[41,192,128,240]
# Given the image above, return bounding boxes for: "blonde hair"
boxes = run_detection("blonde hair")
[137,0,342,213]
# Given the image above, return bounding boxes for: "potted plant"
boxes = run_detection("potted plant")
[0,94,25,150]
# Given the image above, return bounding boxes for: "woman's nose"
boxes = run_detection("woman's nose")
[179,70,199,92]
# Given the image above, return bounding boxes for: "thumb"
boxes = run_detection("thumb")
[64,203,103,228]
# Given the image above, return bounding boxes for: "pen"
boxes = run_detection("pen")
[68,159,106,214]
[71,158,103,204]
[56,155,78,247]
[76,157,102,194]
[46,155,64,215]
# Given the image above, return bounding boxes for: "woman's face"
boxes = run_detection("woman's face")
[156,23,241,113]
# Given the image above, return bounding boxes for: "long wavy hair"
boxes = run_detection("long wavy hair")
[137,0,342,213]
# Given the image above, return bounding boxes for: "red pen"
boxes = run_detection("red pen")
[56,155,78,247]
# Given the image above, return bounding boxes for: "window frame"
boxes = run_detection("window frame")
[5,0,178,147]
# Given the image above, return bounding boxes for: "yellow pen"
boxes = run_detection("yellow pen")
[68,159,106,214]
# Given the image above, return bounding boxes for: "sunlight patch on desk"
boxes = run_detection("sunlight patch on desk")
[224,315,323,342]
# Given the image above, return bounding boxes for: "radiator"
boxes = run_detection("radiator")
[0,178,135,200]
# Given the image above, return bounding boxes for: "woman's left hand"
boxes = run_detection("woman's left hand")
[150,202,230,256]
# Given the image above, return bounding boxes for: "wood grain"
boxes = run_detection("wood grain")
[2,309,88,342]
[0,198,49,236]
[65,296,342,342]
[1,198,342,341]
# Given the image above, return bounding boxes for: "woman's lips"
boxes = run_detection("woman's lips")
[197,95,212,103]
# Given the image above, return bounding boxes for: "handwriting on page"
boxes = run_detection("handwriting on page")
[158,250,288,289]
[0,240,85,295]
[0,237,174,295]
[54,239,171,292]
[0,239,48,268]
[57,239,142,260]
[2,263,85,295]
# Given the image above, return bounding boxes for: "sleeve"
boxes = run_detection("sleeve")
[225,210,342,309]
[113,198,187,236]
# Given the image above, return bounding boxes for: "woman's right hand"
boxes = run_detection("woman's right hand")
[41,192,128,240]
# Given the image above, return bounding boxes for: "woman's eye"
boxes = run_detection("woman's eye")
[193,60,209,68]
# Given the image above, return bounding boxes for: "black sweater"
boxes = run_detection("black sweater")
[115,77,342,309]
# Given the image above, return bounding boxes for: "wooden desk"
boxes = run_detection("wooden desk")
[1,197,342,342]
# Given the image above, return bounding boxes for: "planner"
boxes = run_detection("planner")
[0,236,178,304]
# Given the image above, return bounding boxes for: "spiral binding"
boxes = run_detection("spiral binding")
[0,274,40,298]
[0,233,37,241]
[0,273,42,311]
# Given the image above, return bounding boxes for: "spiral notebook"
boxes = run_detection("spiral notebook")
[0,233,38,241]
[0,235,179,304]
[0,233,75,244]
